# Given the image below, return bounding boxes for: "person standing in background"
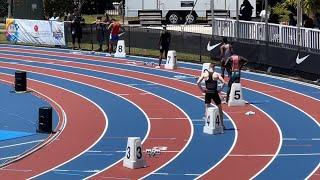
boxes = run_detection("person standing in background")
[220,37,233,79]
[104,12,111,52]
[71,11,85,50]
[225,55,248,103]
[92,16,106,52]
[108,19,123,54]
[157,26,171,68]
[240,0,253,21]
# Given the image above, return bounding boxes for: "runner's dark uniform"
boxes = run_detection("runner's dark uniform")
[205,71,221,105]
[226,55,242,102]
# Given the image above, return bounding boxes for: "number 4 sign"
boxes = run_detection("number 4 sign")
[203,106,224,134]
[228,83,245,106]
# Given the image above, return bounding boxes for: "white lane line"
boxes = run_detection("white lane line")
[184,173,201,176]
[128,83,156,86]
[84,153,114,156]
[0,139,45,149]
[0,168,32,172]
[230,153,320,157]
[53,169,100,173]
[149,117,187,120]
[283,138,298,141]
[283,138,320,141]
[153,172,168,175]
[152,172,200,176]
[100,176,130,180]
[53,172,83,176]
[0,156,18,160]
[117,92,152,96]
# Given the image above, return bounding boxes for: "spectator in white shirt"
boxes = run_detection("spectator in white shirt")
[49,13,59,21]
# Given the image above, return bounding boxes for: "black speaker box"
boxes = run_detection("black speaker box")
[15,71,27,92]
[38,107,52,133]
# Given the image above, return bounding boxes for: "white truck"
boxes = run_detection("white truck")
[125,0,256,24]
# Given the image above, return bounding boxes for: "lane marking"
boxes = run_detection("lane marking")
[99,177,130,180]
[53,169,100,173]
[0,139,44,149]
[0,168,32,172]
[53,172,83,176]
[0,156,18,160]
[230,153,320,157]
[149,117,187,120]
[152,172,200,176]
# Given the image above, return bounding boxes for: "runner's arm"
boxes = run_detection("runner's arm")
[225,57,232,71]
[197,74,206,93]
[218,73,227,84]
[220,46,224,59]
[240,56,249,68]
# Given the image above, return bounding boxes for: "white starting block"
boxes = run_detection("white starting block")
[201,63,212,73]
[203,106,224,134]
[228,83,245,106]
[123,137,146,169]
[114,40,126,58]
[164,50,177,70]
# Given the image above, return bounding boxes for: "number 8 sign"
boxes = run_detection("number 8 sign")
[114,40,126,58]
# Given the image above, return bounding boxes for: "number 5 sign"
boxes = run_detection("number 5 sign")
[228,83,245,106]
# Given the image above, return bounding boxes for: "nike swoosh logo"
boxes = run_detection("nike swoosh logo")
[296,54,310,64]
[207,42,221,52]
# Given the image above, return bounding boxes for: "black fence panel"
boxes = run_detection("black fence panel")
[63,24,320,79]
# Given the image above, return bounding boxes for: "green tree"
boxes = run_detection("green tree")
[284,0,320,15]
[43,0,75,17]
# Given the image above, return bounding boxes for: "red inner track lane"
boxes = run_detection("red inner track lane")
[0,74,106,179]
[0,62,191,179]
[0,51,280,179]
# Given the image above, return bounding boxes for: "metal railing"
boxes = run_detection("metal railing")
[165,18,320,51]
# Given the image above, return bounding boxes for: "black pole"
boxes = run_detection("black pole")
[128,26,131,54]
[91,24,93,51]
[236,0,239,38]
[264,0,269,43]
[7,0,13,18]
[199,34,202,62]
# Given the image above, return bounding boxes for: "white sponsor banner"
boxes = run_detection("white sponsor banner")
[6,19,65,46]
